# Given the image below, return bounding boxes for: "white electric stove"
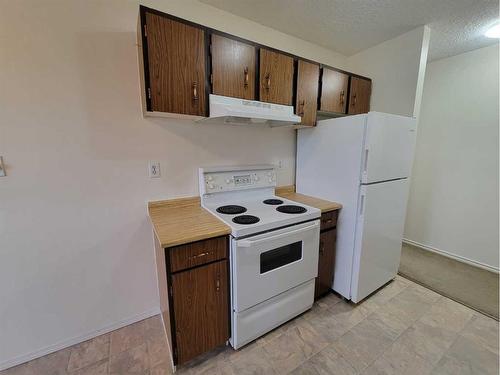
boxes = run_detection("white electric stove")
[199,165,321,349]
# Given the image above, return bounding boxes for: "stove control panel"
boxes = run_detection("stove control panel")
[199,166,276,194]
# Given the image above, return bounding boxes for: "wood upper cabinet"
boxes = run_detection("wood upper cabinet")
[315,227,337,299]
[139,6,372,118]
[296,60,320,127]
[259,49,294,105]
[145,12,206,116]
[171,259,229,364]
[320,68,349,114]
[348,77,371,115]
[211,34,256,100]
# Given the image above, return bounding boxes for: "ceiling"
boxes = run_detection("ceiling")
[200,0,499,61]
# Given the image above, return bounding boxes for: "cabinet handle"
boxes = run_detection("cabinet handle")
[216,272,220,292]
[298,100,305,116]
[265,73,271,91]
[192,82,198,101]
[351,93,357,106]
[340,90,345,105]
[319,240,324,254]
[244,67,249,88]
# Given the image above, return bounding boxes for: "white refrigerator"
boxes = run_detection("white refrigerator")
[296,112,417,303]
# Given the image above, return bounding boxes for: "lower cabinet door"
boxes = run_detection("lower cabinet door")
[171,260,229,364]
[316,229,336,298]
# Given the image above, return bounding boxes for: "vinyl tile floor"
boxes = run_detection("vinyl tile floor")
[2,276,498,375]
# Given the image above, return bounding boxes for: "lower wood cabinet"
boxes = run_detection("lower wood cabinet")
[315,211,338,299]
[171,259,229,364]
[154,235,229,366]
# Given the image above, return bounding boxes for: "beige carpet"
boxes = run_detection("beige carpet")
[399,242,499,319]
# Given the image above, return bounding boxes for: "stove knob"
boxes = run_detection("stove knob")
[268,178,273,183]
[255,176,260,181]
[207,176,213,181]
[208,183,215,189]
[226,179,231,184]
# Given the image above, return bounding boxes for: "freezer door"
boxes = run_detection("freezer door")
[362,112,417,184]
[351,179,410,303]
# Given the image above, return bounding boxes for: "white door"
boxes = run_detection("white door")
[362,112,417,183]
[351,179,410,303]
[231,220,320,312]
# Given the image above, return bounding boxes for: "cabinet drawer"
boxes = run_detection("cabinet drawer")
[320,210,338,231]
[169,237,227,273]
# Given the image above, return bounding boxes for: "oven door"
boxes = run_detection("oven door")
[231,220,320,312]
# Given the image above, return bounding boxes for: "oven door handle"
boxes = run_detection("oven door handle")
[237,221,320,248]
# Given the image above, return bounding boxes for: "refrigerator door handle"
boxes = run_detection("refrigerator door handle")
[363,149,369,173]
[359,194,365,216]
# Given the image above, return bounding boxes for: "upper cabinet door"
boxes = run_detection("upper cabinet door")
[348,77,371,115]
[320,69,349,114]
[259,49,294,105]
[211,34,256,100]
[145,12,206,116]
[296,60,320,127]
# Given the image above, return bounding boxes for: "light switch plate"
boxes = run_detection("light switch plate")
[0,156,5,177]
[149,161,160,178]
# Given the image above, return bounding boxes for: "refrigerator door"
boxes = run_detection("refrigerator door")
[297,115,367,299]
[361,112,417,184]
[351,178,410,303]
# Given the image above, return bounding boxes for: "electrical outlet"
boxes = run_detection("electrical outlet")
[149,161,160,178]
[277,160,284,169]
[0,156,5,177]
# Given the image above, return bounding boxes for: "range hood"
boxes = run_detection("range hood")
[198,94,301,127]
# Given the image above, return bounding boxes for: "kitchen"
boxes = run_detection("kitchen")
[1,1,498,374]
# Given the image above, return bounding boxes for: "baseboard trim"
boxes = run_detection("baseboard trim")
[403,238,499,274]
[0,307,161,371]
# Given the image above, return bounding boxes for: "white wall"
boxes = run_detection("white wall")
[404,44,500,271]
[0,0,348,369]
[346,26,431,118]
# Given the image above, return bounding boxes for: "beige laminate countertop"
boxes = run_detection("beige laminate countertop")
[148,197,231,248]
[149,187,341,248]
[276,186,342,213]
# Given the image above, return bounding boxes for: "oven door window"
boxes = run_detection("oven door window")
[260,241,302,274]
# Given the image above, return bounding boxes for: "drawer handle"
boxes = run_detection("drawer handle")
[322,219,333,224]
[340,90,345,105]
[352,93,357,106]
[189,251,210,260]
